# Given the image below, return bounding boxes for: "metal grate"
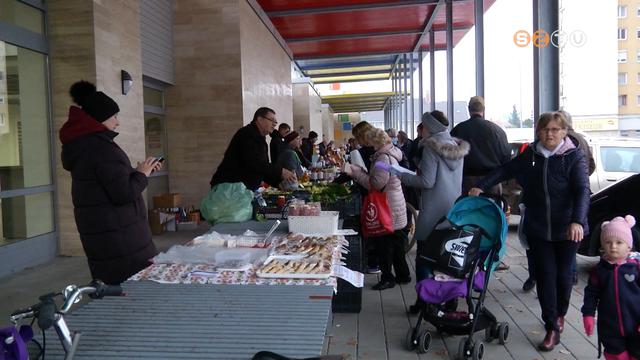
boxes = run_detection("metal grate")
[40,282,333,359]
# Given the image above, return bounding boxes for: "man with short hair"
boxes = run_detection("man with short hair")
[451,96,511,195]
[210,107,296,190]
[270,123,291,163]
[301,131,318,162]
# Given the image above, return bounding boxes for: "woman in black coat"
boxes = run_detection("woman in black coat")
[60,81,162,285]
[469,111,590,351]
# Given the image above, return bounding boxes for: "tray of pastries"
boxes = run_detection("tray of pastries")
[256,257,332,279]
[271,233,342,259]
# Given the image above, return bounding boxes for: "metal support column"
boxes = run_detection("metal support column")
[396,66,401,130]
[474,0,485,97]
[534,0,559,121]
[418,50,424,124]
[403,53,409,133]
[429,30,436,112]
[409,52,415,138]
[391,70,396,129]
[446,0,454,126]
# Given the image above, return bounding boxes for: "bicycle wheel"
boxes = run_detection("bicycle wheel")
[404,203,419,253]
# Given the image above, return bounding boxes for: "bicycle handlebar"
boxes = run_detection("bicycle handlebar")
[9,280,124,327]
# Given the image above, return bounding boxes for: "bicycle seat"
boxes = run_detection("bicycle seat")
[251,351,345,360]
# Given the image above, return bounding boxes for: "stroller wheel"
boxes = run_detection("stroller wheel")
[498,322,509,344]
[484,325,495,343]
[457,337,469,360]
[404,327,417,351]
[416,329,432,354]
[472,341,485,360]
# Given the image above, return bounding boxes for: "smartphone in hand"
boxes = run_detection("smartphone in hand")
[155,156,165,163]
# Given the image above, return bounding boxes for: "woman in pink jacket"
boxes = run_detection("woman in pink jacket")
[345,128,411,290]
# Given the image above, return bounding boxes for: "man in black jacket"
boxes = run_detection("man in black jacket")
[269,123,290,163]
[452,96,511,271]
[210,107,296,190]
[451,96,511,195]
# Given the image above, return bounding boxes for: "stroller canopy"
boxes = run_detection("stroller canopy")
[446,196,508,271]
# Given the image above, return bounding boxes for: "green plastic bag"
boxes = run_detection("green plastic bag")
[200,182,254,224]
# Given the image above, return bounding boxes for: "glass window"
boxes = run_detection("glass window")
[144,113,166,161]
[0,42,51,191]
[601,146,640,173]
[618,28,627,40]
[637,50,640,63]
[0,1,44,34]
[143,86,164,109]
[143,86,168,207]
[619,5,627,18]
[619,50,628,63]
[619,94,628,106]
[638,6,640,17]
[637,95,640,106]
[1,192,54,245]
[637,72,640,84]
[619,72,628,85]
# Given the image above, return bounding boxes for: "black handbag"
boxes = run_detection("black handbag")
[419,222,484,278]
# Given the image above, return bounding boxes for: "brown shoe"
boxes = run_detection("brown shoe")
[557,316,565,333]
[538,330,560,351]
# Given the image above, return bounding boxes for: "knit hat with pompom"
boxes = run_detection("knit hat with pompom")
[69,80,119,122]
[601,215,636,248]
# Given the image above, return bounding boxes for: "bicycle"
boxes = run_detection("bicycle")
[1,280,123,360]
[404,203,419,254]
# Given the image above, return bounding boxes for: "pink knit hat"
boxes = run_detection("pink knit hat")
[601,215,636,248]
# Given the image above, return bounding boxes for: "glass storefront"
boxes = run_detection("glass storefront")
[0,0,52,251]
[0,42,50,191]
[0,0,44,34]
[0,40,51,246]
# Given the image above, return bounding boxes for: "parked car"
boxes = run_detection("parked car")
[578,172,640,257]
[588,137,640,193]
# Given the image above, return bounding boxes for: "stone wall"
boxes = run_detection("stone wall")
[239,0,292,127]
[166,0,244,207]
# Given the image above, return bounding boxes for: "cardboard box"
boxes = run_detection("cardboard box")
[153,193,182,209]
[178,221,198,231]
[148,210,164,235]
[148,210,176,235]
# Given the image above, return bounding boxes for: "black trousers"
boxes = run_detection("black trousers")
[374,230,411,283]
[526,249,577,281]
[528,237,579,331]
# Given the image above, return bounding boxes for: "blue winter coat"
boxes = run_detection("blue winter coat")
[582,258,640,340]
[476,136,590,241]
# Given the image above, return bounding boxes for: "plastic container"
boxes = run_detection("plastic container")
[332,234,363,313]
[288,211,339,235]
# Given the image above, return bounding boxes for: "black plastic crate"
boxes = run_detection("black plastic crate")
[322,193,361,218]
[332,279,362,313]
[332,234,363,313]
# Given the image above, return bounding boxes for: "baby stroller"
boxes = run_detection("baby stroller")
[405,195,509,360]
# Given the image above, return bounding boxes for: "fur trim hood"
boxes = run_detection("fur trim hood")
[423,132,470,170]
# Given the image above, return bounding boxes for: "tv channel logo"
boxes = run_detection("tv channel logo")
[513,29,587,48]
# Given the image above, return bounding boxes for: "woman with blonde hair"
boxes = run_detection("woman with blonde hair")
[345,127,411,290]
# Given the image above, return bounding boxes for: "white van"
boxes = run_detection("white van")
[589,137,640,192]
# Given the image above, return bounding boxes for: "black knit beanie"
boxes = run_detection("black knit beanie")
[69,80,120,122]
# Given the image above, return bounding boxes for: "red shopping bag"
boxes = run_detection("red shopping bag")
[361,185,393,237]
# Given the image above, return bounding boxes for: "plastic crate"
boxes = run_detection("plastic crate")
[332,234,364,313]
[321,194,362,218]
[332,280,362,313]
[288,211,339,234]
